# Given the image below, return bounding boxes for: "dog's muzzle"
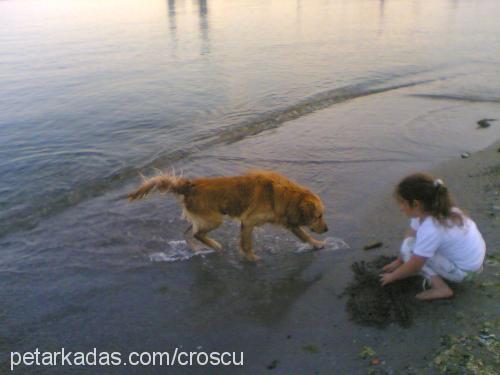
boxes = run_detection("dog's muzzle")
[312,224,328,234]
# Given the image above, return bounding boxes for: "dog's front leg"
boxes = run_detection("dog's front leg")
[240,223,260,262]
[290,227,325,249]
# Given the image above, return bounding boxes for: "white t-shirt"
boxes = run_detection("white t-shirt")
[410,208,486,271]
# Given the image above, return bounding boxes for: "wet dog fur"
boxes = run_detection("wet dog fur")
[127,170,328,261]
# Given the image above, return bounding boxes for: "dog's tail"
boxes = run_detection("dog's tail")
[127,173,191,201]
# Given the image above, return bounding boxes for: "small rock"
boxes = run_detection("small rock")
[370,357,381,366]
[461,152,471,159]
[302,344,320,353]
[157,286,169,294]
[477,118,496,128]
[286,335,292,340]
[363,241,383,250]
[266,359,278,370]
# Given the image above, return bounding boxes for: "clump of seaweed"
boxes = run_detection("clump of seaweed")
[344,256,423,327]
[433,321,500,374]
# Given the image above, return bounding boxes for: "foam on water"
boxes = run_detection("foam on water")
[294,236,350,254]
[149,240,214,263]
[149,236,349,262]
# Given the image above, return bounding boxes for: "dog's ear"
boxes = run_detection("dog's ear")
[287,194,316,226]
[284,192,302,226]
[298,197,316,224]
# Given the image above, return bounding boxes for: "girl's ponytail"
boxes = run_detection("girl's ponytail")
[432,181,450,220]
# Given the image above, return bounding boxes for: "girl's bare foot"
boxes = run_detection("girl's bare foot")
[415,275,454,300]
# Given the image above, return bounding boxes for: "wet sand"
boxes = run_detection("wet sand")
[247,141,499,374]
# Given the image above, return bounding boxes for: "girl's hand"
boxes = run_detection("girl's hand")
[380,272,396,286]
[382,259,402,273]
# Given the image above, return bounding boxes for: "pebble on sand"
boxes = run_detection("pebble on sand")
[363,241,383,250]
[266,360,278,370]
[370,357,381,366]
[477,118,496,129]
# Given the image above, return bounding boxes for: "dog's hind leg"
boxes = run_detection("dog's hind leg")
[193,216,223,251]
[184,224,209,253]
[239,223,260,262]
[194,231,222,251]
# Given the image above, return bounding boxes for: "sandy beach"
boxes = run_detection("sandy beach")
[234,143,500,375]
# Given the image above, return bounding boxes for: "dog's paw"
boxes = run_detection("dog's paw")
[247,255,261,262]
[311,239,326,249]
[187,238,210,253]
[242,252,261,262]
[211,241,223,251]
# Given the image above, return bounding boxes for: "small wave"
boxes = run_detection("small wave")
[191,79,435,146]
[294,236,350,254]
[409,93,500,103]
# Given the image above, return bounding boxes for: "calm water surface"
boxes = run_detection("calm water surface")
[1,0,500,373]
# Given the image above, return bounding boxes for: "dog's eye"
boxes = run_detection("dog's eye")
[318,214,323,219]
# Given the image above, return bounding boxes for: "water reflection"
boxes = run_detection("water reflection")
[166,0,177,52]
[378,0,385,35]
[191,254,322,325]
[197,0,210,55]
[166,0,210,55]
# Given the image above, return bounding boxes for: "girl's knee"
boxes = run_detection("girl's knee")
[426,255,467,283]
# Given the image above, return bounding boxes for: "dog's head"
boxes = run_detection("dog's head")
[300,194,328,233]
[288,192,328,233]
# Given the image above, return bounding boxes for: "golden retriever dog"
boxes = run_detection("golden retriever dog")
[128,170,328,261]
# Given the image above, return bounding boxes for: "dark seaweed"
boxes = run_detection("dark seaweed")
[344,256,423,328]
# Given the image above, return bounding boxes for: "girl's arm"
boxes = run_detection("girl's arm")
[380,255,426,286]
[383,228,417,272]
[382,258,402,272]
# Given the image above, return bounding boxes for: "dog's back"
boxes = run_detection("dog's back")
[128,170,315,220]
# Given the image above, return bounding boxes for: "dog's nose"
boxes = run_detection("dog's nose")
[323,225,329,233]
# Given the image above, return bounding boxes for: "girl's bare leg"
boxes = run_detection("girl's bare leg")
[415,275,454,300]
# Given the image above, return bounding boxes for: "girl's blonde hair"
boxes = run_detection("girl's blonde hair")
[395,173,463,226]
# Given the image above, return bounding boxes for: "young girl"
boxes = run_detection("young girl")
[380,173,486,300]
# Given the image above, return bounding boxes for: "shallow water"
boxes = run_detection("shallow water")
[1,0,500,373]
